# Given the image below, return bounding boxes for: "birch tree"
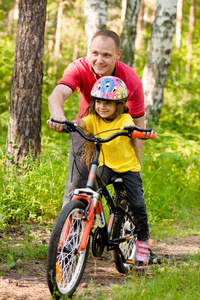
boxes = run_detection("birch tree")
[135,0,144,49]
[84,0,108,54]
[175,0,183,49]
[186,0,196,76]
[120,0,140,67]
[6,0,47,165]
[142,0,177,124]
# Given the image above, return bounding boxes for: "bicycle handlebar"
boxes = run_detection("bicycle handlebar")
[50,119,157,142]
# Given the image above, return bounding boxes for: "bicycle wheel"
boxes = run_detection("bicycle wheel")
[112,212,136,274]
[47,200,90,299]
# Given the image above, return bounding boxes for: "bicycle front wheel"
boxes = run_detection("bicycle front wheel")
[47,200,90,299]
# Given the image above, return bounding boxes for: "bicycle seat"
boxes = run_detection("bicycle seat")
[110,176,123,184]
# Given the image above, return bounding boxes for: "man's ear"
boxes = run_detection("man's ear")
[117,49,122,60]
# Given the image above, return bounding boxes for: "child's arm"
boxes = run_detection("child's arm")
[71,119,86,128]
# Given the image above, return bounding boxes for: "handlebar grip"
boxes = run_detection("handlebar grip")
[131,131,157,139]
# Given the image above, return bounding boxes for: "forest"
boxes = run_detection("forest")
[0,0,200,299]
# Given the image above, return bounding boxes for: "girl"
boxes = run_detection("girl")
[72,76,150,265]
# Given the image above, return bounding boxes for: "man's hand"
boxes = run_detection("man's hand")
[47,115,67,133]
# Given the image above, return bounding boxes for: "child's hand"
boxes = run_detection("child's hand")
[143,129,155,139]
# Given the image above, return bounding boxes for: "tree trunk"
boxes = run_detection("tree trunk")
[175,0,183,49]
[120,0,140,67]
[142,0,177,125]
[84,0,108,55]
[54,0,63,57]
[186,0,196,76]
[6,0,47,166]
[135,0,144,49]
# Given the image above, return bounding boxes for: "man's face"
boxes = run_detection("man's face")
[89,36,122,77]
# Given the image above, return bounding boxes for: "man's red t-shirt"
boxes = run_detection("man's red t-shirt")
[58,57,145,119]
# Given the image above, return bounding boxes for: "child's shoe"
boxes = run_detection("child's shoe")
[135,240,150,266]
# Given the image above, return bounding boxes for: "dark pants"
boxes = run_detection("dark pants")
[99,165,150,241]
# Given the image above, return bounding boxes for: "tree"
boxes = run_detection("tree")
[6,0,47,165]
[120,0,140,67]
[186,0,196,76]
[84,0,108,54]
[7,0,19,35]
[142,0,177,124]
[135,0,144,49]
[175,0,183,49]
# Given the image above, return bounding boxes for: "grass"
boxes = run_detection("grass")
[71,253,200,300]
[107,253,200,300]
[0,222,199,299]
[0,223,49,275]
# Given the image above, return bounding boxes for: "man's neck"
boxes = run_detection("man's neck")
[92,65,116,78]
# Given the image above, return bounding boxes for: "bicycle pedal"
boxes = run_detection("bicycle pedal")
[125,260,135,265]
[135,260,146,266]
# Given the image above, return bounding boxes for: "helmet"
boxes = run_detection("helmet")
[91,76,128,103]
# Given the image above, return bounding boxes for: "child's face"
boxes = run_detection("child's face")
[95,100,117,120]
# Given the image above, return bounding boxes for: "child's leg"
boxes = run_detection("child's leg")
[121,171,149,241]
[98,165,115,184]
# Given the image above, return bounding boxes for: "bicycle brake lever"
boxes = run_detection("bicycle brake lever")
[63,124,74,133]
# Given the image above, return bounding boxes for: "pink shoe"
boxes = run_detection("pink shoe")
[135,240,150,265]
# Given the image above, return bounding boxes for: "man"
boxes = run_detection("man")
[48,29,146,205]
[47,29,161,265]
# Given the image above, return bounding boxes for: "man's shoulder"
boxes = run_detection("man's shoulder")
[115,61,142,85]
[73,57,90,67]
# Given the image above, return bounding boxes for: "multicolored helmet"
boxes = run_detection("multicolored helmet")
[91,76,128,103]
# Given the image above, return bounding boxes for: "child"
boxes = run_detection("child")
[72,76,150,265]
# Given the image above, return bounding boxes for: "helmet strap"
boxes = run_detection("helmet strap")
[102,117,116,122]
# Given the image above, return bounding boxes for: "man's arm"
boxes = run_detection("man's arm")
[48,85,73,132]
[71,119,86,128]
[132,115,145,163]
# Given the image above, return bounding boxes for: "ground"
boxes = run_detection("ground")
[0,226,200,300]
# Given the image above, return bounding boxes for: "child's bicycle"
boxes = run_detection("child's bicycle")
[47,119,156,299]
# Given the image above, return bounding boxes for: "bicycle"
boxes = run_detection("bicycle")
[47,119,156,299]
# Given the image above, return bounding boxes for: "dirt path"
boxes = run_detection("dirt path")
[0,236,200,300]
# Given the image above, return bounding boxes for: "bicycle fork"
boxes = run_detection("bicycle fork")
[70,188,104,253]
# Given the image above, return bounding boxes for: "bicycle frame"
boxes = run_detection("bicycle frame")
[70,139,134,254]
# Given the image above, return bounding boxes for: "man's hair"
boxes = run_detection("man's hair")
[91,29,121,50]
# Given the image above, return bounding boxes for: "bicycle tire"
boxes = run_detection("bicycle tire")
[47,200,90,299]
[112,213,136,274]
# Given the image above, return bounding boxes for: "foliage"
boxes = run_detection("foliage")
[0,151,69,225]
[142,128,200,239]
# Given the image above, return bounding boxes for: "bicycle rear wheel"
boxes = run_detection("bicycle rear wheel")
[47,200,90,299]
[112,213,136,274]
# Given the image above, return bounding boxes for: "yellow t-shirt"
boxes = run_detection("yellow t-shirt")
[82,114,141,173]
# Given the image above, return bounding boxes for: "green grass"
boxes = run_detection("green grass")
[71,253,200,300]
[0,224,49,275]
[107,253,200,300]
